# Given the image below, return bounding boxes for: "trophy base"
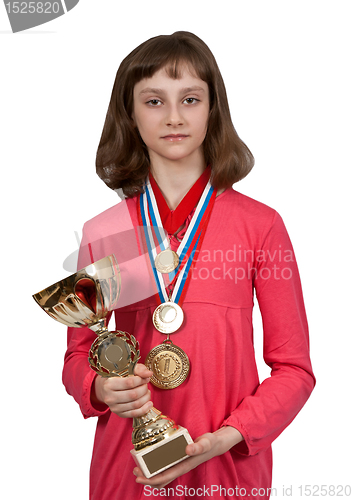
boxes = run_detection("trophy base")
[130,426,193,478]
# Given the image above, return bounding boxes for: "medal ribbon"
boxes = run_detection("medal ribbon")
[139,177,216,305]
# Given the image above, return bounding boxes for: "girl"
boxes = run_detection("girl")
[63,31,315,499]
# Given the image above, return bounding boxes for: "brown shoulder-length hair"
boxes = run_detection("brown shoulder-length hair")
[96,31,254,198]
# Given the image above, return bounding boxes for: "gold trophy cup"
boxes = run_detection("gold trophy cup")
[33,254,192,478]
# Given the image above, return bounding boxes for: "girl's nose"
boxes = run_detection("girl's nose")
[165,104,184,126]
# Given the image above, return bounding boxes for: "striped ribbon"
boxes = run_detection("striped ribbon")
[138,177,216,305]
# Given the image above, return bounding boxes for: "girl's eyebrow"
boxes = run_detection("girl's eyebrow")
[138,86,206,96]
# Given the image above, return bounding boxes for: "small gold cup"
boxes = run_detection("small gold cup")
[33,254,192,478]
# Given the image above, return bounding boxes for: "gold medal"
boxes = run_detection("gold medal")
[154,249,179,274]
[152,301,184,334]
[145,340,190,389]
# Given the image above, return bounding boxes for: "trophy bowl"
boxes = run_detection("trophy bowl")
[33,255,121,333]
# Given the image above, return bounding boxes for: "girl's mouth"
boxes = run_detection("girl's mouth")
[161,134,189,141]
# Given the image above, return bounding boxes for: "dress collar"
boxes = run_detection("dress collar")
[149,166,211,235]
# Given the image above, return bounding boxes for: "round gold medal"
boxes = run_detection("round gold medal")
[145,341,190,389]
[152,301,184,334]
[154,249,179,274]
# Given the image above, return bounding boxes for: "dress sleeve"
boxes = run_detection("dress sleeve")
[222,211,316,455]
[62,223,110,419]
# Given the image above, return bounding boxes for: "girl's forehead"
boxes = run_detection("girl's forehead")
[134,65,208,93]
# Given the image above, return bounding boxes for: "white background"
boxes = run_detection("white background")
[1,1,352,498]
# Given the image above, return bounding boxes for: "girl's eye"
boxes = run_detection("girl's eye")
[147,99,162,106]
[183,97,199,104]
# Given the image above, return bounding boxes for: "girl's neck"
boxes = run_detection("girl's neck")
[150,160,206,210]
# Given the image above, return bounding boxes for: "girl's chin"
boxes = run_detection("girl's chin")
[149,148,204,165]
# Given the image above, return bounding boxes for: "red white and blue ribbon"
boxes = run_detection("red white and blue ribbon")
[138,177,216,306]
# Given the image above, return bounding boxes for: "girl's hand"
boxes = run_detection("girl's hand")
[91,363,154,418]
[133,426,244,489]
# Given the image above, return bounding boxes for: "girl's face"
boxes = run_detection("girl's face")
[132,65,209,169]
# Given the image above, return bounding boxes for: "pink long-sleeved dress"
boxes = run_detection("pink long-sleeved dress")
[62,188,315,499]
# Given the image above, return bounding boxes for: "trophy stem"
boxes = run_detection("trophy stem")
[132,407,162,428]
[132,407,179,451]
[89,318,108,336]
